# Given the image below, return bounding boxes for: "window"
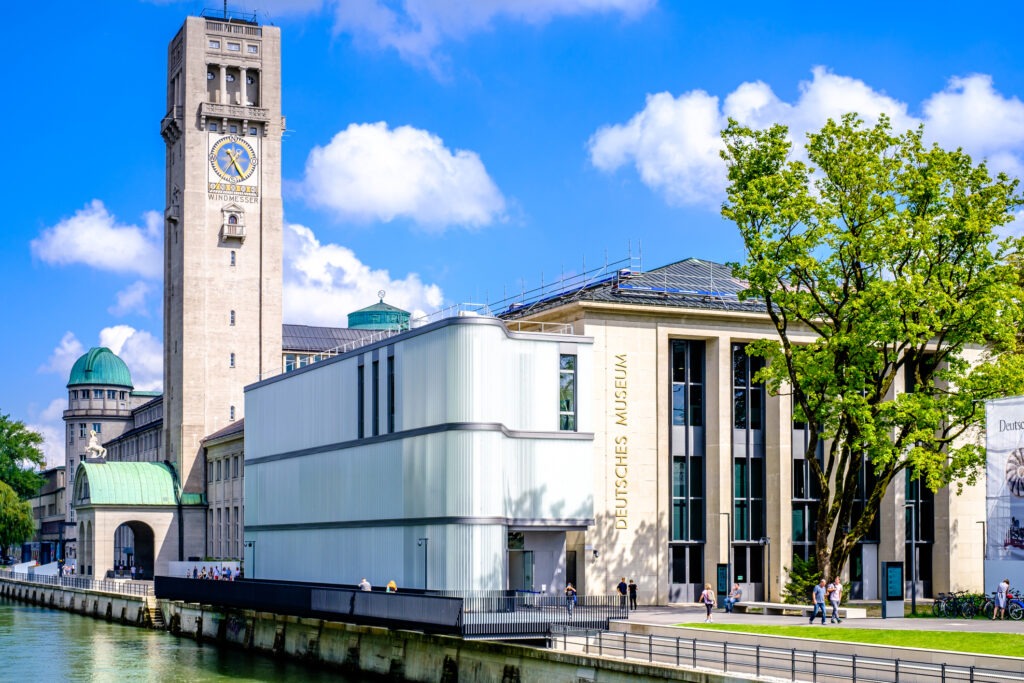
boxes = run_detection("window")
[230,250,236,266]
[209,122,218,132]
[229,352,235,368]
[233,456,239,478]
[228,214,237,225]
[227,42,240,51]
[249,127,258,136]
[357,364,365,438]
[559,354,577,430]
[92,423,102,434]
[93,389,103,399]
[209,40,220,49]
[229,405,236,421]
[230,310,235,326]
[119,391,127,400]
[216,460,222,481]
[247,44,258,54]
[107,389,116,400]
[207,71,215,80]
[229,124,238,133]
[387,354,395,433]
[372,360,380,437]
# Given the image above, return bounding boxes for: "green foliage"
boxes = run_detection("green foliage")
[721,114,1024,580]
[0,480,35,552]
[782,554,822,605]
[0,413,45,499]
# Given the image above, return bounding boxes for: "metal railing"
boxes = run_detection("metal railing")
[1,571,153,597]
[462,594,627,639]
[548,628,1023,683]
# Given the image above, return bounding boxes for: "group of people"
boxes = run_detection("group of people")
[810,577,844,624]
[699,582,743,623]
[186,565,237,580]
[615,577,639,609]
[358,578,398,593]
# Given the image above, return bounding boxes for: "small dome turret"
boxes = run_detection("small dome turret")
[67,347,134,389]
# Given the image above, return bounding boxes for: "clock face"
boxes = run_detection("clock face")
[209,136,258,182]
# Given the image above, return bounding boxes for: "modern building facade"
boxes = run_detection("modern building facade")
[243,315,594,593]
[23,467,66,565]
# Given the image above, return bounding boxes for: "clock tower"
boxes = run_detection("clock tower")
[160,14,283,507]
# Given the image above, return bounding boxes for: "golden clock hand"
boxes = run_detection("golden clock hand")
[226,148,246,177]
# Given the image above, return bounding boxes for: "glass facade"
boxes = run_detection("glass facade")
[668,340,705,596]
[731,343,765,589]
[559,354,577,431]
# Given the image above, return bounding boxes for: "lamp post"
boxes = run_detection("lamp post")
[719,512,732,593]
[417,538,429,590]
[759,536,771,601]
[243,540,255,579]
[904,503,916,616]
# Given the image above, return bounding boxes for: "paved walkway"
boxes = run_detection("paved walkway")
[622,603,1024,633]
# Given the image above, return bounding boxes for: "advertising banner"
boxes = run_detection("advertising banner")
[985,397,1024,593]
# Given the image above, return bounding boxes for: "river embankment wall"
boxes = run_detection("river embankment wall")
[0,575,745,682]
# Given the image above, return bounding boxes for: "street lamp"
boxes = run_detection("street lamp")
[904,503,916,616]
[759,536,771,601]
[719,512,732,594]
[417,537,429,590]
[243,540,255,579]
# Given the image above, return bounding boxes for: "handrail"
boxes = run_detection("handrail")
[0,571,153,597]
[548,628,1023,682]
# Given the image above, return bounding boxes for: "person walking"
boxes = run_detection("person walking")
[699,583,716,623]
[809,579,827,624]
[995,578,1010,620]
[565,583,577,616]
[386,580,398,593]
[724,583,743,613]
[628,579,638,610]
[616,577,628,609]
[829,578,843,623]
[359,577,372,592]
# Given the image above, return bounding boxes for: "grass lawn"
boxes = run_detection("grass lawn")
[677,623,1024,658]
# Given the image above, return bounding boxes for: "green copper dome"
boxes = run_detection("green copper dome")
[347,293,411,331]
[67,347,134,389]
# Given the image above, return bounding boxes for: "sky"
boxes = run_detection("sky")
[4,0,1024,467]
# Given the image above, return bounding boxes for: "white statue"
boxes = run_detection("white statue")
[86,430,107,459]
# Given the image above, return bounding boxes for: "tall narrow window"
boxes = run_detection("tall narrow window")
[559,354,577,431]
[372,360,380,437]
[229,405,235,421]
[357,364,365,439]
[230,250,236,266]
[229,352,236,368]
[230,310,235,326]
[387,354,395,434]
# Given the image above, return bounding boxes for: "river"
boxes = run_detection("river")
[0,595,379,682]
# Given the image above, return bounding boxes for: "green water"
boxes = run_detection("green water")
[0,595,378,682]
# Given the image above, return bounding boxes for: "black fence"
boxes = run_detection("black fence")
[154,578,627,639]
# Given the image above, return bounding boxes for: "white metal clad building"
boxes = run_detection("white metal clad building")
[243,315,594,592]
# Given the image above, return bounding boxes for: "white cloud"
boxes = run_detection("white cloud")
[589,68,1024,207]
[30,200,162,278]
[256,0,653,71]
[283,222,444,326]
[301,122,506,229]
[108,281,152,317]
[26,399,67,469]
[100,326,163,392]
[39,332,85,377]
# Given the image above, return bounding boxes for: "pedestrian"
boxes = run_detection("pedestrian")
[699,583,716,623]
[809,579,827,624]
[628,579,638,610]
[386,580,398,593]
[213,566,221,580]
[616,577,628,609]
[130,565,136,580]
[724,583,743,613]
[359,577,372,591]
[224,566,232,581]
[565,582,577,616]
[995,578,1010,620]
[829,578,843,623]
[192,566,198,579]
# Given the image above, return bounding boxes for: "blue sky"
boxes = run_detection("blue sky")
[4,0,1024,465]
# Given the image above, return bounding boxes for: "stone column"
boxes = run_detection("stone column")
[219,64,227,104]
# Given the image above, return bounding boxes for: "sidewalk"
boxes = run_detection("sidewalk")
[623,603,1024,633]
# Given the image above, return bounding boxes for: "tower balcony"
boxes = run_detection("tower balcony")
[221,224,246,241]
[200,101,270,125]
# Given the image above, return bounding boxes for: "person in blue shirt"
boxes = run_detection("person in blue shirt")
[809,579,828,624]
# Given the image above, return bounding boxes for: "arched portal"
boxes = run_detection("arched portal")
[113,522,155,579]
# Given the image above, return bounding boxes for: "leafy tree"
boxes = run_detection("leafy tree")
[0,413,45,499]
[721,114,1024,581]
[782,554,822,605]
[0,480,35,554]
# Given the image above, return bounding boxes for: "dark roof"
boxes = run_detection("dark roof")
[282,324,378,353]
[500,258,765,319]
[203,418,244,443]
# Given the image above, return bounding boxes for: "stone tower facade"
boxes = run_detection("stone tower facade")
[160,15,283,496]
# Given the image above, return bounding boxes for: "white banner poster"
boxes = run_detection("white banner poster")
[986,396,1024,561]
